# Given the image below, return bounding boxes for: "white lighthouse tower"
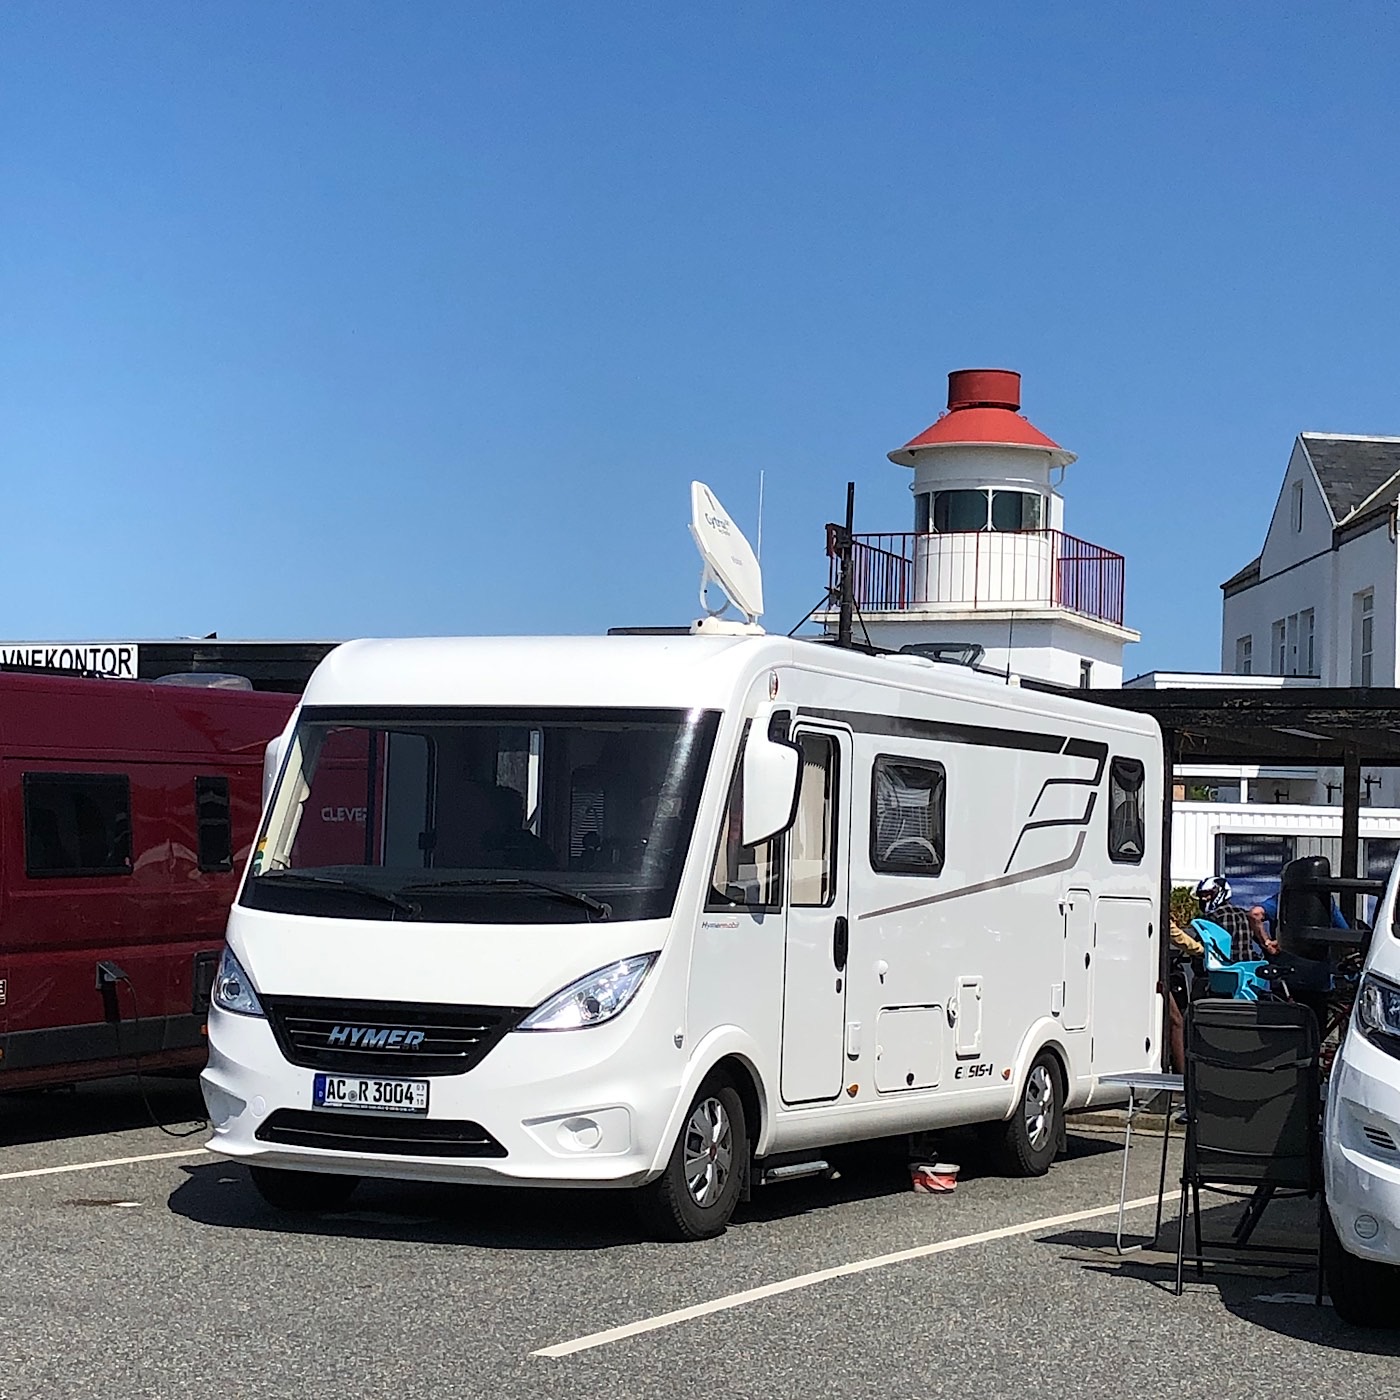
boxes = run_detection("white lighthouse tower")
[825,368,1138,687]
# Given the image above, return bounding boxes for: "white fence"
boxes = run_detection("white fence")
[1171,801,1400,892]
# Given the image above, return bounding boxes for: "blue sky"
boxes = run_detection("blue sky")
[3,2,1398,675]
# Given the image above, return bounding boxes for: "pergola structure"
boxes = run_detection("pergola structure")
[1088,686,1400,927]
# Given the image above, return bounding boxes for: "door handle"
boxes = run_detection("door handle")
[833,915,849,972]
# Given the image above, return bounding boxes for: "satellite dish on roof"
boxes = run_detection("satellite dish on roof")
[689,481,764,631]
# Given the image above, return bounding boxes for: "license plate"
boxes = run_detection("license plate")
[313,1073,429,1114]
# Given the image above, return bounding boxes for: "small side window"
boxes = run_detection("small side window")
[1108,757,1146,864]
[706,732,784,912]
[870,756,945,875]
[790,733,838,908]
[196,776,234,873]
[24,773,133,878]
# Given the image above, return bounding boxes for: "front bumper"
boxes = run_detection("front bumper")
[200,1003,685,1188]
[1325,1027,1400,1265]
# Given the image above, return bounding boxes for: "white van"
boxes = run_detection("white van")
[201,486,1164,1239]
[1324,866,1400,1324]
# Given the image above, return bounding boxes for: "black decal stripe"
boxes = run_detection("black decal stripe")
[1003,792,1098,872]
[859,832,1088,921]
[801,708,1065,754]
[1063,736,1106,759]
[1026,743,1108,818]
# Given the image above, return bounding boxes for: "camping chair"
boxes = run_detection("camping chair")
[1191,918,1274,1002]
[1175,1000,1323,1299]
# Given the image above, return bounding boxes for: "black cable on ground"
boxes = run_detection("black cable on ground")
[114,975,209,1140]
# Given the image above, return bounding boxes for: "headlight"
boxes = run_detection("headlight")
[517,955,657,1032]
[1356,972,1400,1053]
[212,946,265,1018]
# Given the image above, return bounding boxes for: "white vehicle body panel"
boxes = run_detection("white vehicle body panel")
[203,634,1163,1188]
[1325,859,1400,1266]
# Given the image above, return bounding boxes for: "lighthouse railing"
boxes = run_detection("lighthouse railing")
[833,530,1125,628]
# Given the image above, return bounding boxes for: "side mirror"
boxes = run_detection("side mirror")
[741,708,801,847]
[262,720,294,811]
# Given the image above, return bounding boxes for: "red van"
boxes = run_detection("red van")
[0,673,294,1089]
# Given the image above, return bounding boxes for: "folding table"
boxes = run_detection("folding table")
[1097,1070,1183,1253]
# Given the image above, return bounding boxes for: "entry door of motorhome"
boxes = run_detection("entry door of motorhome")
[780,726,851,1104]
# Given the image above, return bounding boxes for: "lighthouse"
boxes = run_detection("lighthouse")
[824,368,1138,687]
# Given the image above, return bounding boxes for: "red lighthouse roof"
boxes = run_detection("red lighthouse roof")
[888,368,1076,468]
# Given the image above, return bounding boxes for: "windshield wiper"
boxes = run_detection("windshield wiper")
[401,876,611,921]
[256,870,421,918]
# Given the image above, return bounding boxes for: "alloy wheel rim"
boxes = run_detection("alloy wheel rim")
[683,1096,733,1208]
[1023,1065,1055,1150]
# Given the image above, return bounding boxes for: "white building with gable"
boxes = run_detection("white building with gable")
[1218,432,1400,807]
[1129,430,1400,895]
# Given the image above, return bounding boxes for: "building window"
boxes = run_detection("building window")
[990,490,1044,532]
[928,488,1045,535]
[870,756,945,875]
[1235,635,1252,675]
[24,773,133,878]
[931,490,989,533]
[1108,758,1146,864]
[1079,659,1093,689]
[1354,590,1375,686]
[196,776,234,872]
[706,731,783,912]
[1291,480,1304,532]
[1270,612,1318,677]
[790,733,837,908]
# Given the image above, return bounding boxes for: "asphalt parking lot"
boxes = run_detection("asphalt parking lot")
[0,1080,1395,1400]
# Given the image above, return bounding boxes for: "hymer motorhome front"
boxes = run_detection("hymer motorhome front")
[203,487,1162,1239]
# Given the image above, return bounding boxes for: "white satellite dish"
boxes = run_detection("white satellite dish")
[688,481,764,630]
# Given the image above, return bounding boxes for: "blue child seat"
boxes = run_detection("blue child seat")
[1191,917,1275,1002]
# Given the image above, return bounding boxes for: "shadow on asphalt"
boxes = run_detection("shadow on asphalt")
[166,1125,1118,1249]
[0,1074,207,1147]
[1045,1197,1400,1353]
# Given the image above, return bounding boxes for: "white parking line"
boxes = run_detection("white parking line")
[533,1192,1164,1358]
[0,1147,209,1183]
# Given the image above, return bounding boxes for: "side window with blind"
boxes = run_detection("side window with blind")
[706,731,784,912]
[870,756,945,875]
[24,773,133,878]
[1108,757,1146,864]
[196,776,234,872]
[790,733,838,908]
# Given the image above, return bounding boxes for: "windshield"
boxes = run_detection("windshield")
[242,706,720,923]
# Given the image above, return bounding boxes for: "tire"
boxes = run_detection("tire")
[998,1052,1063,1177]
[1323,1205,1400,1328]
[249,1165,360,1213]
[636,1078,748,1242]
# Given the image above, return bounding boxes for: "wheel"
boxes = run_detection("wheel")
[1323,1205,1400,1327]
[636,1078,747,1242]
[249,1165,359,1213]
[998,1052,1062,1177]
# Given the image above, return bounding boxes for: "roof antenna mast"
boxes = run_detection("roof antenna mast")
[836,481,856,649]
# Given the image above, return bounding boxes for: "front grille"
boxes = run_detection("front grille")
[257,1109,507,1158]
[262,996,527,1077]
[1362,1125,1398,1154]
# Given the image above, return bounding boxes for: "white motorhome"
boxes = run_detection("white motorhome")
[202,487,1164,1239]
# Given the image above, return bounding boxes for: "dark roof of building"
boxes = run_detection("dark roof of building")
[1302,434,1400,521]
[1221,554,1261,594]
